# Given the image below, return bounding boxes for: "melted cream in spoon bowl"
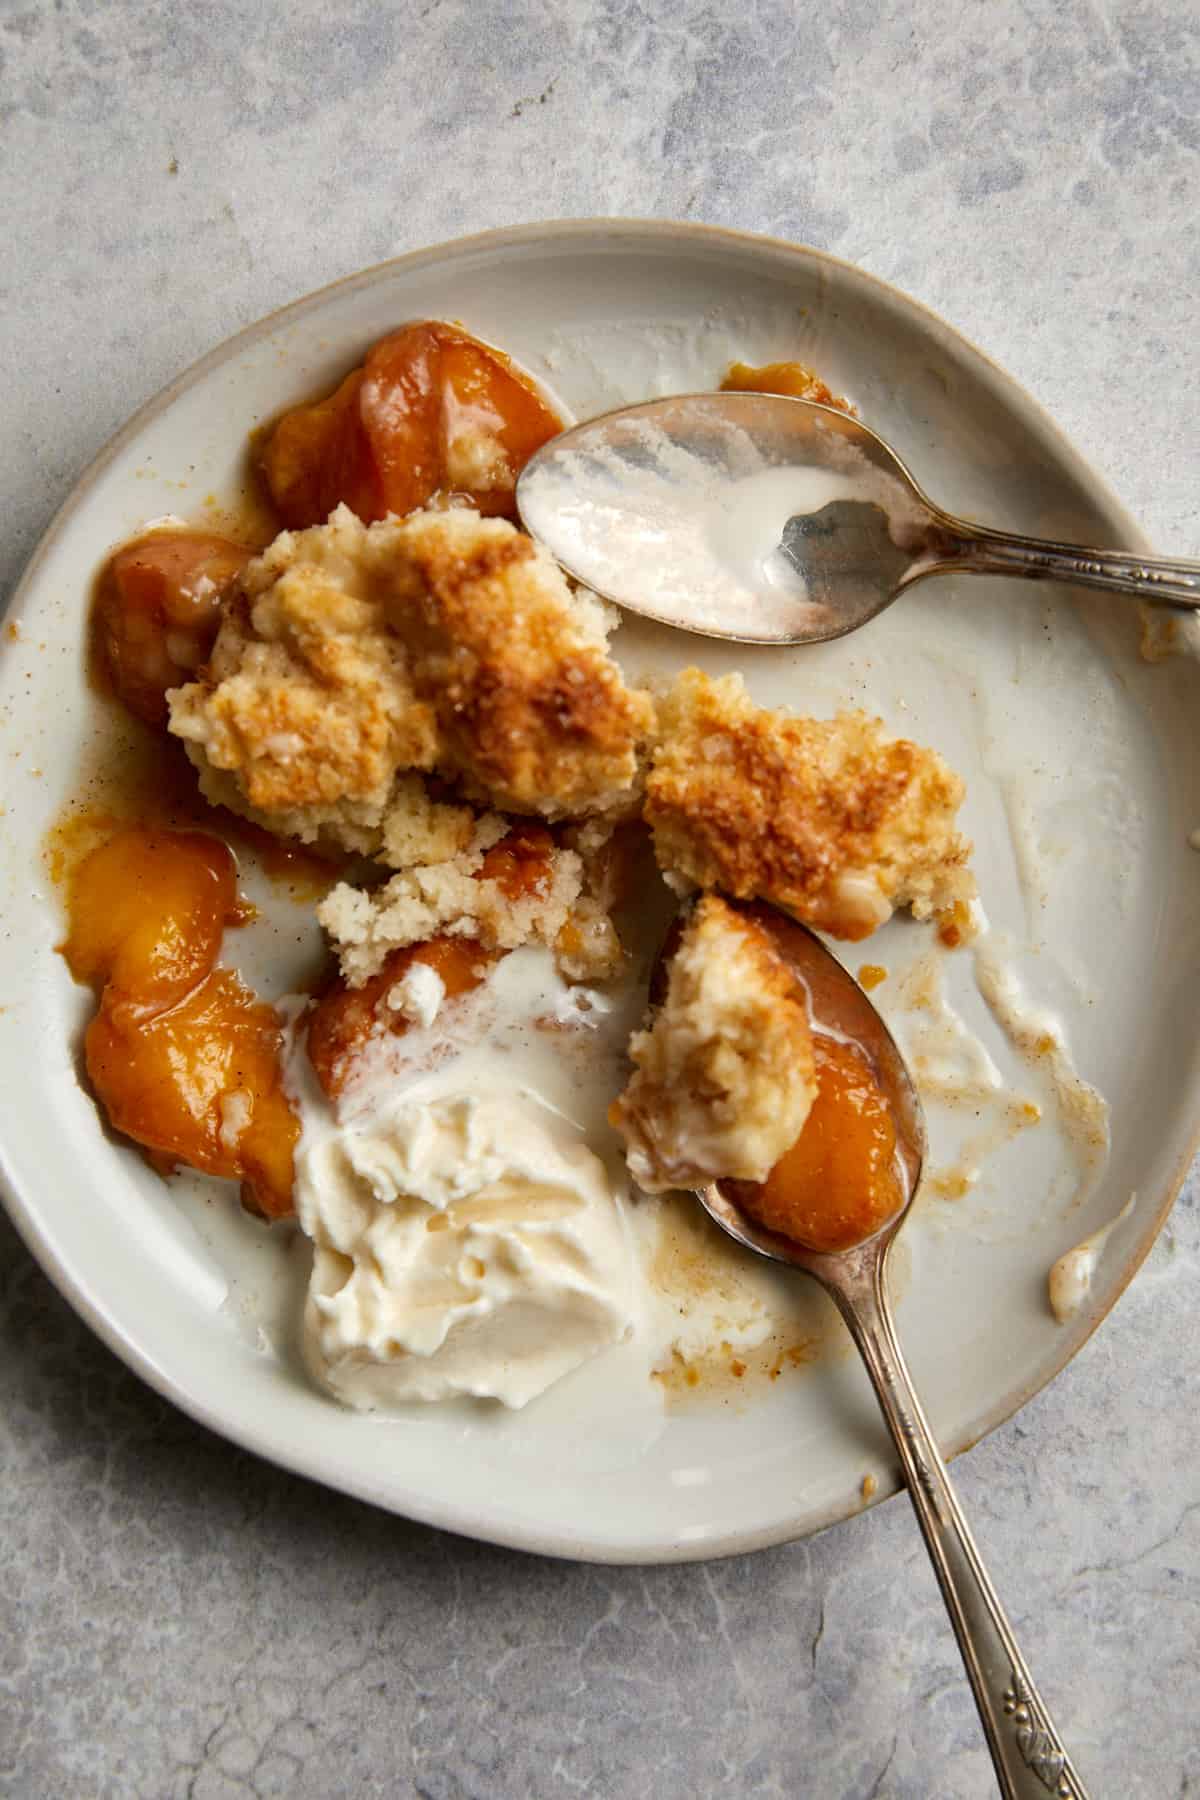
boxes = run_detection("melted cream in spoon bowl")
[517,394,929,640]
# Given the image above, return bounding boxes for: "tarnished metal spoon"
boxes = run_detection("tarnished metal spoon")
[653,901,1089,1799]
[517,391,1200,646]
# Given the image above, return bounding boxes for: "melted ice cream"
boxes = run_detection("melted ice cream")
[1048,1193,1136,1322]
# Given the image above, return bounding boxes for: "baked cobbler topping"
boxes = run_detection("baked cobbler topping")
[645,667,974,940]
[168,504,654,854]
[317,825,585,989]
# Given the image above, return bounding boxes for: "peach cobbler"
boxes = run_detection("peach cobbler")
[55,323,975,1411]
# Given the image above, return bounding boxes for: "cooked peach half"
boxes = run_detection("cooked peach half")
[258,321,562,529]
[62,827,236,1018]
[63,824,297,1218]
[732,1033,903,1253]
[86,966,298,1220]
[95,530,251,727]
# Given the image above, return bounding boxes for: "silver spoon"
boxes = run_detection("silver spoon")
[652,900,1089,1799]
[517,391,1200,645]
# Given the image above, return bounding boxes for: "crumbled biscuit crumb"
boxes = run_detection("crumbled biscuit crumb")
[318,830,584,988]
[379,775,492,868]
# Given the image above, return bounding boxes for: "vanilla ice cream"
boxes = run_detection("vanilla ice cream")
[297,1091,637,1409]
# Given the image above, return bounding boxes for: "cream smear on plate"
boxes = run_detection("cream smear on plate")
[874,930,1108,1221]
[1048,1192,1136,1322]
[973,937,1110,1199]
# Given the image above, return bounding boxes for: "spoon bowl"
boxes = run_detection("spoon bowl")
[652,898,1090,1798]
[673,900,926,1268]
[517,392,1200,645]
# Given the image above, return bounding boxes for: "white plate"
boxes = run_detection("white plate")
[2,221,1198,1564]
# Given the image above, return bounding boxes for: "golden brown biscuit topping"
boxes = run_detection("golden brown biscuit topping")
[644,668,973,940]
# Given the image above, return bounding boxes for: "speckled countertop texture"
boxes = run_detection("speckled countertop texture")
[2,3,1198,1795]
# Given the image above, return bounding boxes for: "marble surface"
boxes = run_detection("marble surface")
[2,1,1199,1794]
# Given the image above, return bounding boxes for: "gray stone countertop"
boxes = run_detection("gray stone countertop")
[2,3,1198,1795]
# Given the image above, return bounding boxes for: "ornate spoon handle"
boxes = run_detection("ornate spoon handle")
[817,1242,1089,1799]
[928,512,1200,610]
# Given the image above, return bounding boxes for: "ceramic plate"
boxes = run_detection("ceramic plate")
[3,221,1198,1564]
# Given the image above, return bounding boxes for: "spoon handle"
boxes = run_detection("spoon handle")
[820,1244,1089,1800]
[930,515,1200,610]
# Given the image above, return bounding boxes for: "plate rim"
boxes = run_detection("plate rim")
[0,216,1190,1565]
